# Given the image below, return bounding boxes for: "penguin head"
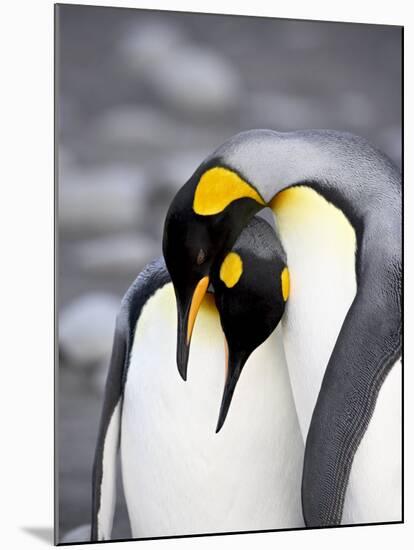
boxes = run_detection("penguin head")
[211,216,289,432]
[163,164,265,380]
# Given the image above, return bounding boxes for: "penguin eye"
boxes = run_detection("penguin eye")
[196,248,206,265]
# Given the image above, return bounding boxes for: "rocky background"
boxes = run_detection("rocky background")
[56,4,402,543]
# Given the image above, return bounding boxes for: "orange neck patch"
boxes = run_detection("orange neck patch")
[281,267,290,301]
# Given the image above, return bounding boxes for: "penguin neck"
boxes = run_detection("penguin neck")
[213,129,400,258]
[211,128,401,438]
[271,186,357,438]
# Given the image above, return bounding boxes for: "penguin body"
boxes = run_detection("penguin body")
[122,281,303,538]
[92,218,305,541]
[272,184,401,524]
[163,129,402,527]
[91,258,170,541]
[272,185,358,439]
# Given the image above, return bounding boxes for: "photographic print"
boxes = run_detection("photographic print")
[55,4,402,544]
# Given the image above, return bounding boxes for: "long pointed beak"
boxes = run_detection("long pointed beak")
[216,344,248,433]
[176,276,209,381]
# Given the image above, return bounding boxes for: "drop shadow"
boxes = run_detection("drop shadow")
[21,526,54,544]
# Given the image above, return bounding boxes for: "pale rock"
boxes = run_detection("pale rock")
[59,165,148,235]
[96,105,181,149]
[75,233,158,275]
[120,21,240,114]
[152,150,208,192]
[59,293,120,369]
[148,46,241,115]
[120,20,185,73]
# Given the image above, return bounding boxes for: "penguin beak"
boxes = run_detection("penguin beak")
[216,342,249,433]
[176,276,210,380]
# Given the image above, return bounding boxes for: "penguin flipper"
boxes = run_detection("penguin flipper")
[302,254,402,527]
[90,315,126,541]
[90,257,171,541]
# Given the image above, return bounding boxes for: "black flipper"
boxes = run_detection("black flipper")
[90,258,170,541]
[302,232,402,526]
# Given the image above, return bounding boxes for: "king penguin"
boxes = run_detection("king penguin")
[163,129,402,527]
[91,216,304,541]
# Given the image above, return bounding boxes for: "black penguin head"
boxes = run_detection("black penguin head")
[211,217,289,433]
[162,202,213,380]
[163,162,264,380]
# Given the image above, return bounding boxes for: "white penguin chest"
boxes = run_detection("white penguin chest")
[272,185,401,524]
[121,284,304,538]
[272,185,357,438]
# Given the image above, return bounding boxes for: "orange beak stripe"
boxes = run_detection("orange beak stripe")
[224,337,229,380]
[186,276,210,344]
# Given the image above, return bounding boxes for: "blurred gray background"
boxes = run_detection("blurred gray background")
[56,4,402,543]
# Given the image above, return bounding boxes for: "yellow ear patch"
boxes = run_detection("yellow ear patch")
[193,166,265,216]
[220,252,243,288]
[281,267,290,301]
